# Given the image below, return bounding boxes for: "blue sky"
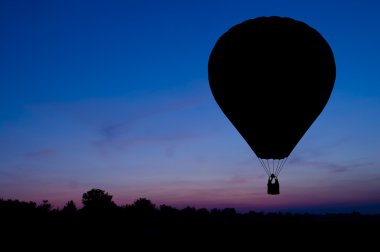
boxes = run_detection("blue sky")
[1,0,380,213]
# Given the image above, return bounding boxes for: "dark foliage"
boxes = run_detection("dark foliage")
[82,188,116,212]
[1,189,379,248]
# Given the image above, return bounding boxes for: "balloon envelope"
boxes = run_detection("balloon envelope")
[208,17,336,160]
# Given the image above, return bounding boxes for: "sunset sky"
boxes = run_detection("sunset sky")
[1,0,380,213]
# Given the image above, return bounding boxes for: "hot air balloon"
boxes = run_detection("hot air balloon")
[208,16,336,195]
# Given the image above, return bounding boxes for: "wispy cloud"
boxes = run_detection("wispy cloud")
[91,130,202,160]
[288,142,376,173]
[100,123,126,140]
[23,149,57,159]
[26,91,209,128]
[23,91,211,160]
[227,175,252,185]
[290,156,350,173]
[85,95,210,156]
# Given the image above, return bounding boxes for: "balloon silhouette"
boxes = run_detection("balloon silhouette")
[208,17,336,194]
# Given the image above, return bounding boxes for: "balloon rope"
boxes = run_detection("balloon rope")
[259,158,270,177]
[277,157,288,176]
[275,159,281,176]
[266,159,270,175]
[264,159,271,177]
[275,159,283,176]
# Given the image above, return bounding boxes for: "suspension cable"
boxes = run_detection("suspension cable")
[258,157,289,177]
[258,158,270,177]
[275,158,283,176]
[275,159,281,176]
[276,157,288,176]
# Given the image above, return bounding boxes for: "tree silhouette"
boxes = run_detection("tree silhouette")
[37,200,52,212]
[132,198,156,213]
[82,188,116,211]
[1,193,380,247]
[159,204,178,215]
[62,200,77,214]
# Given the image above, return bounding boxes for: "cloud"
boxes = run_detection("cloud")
[26,89,209,129]
[91,130,202,161]
[100,123,125,139]
[22,91,211,160]
[227,175,252,185]
[287,141,377,173]
[85,95,210,156]
[23,149,57,159]
[289,154,354,174]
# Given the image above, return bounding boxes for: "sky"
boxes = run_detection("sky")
[1,0,380,213]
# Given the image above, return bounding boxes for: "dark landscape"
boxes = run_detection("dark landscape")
[2,189,379,248]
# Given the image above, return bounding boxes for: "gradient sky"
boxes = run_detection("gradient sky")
[1,0,380,213]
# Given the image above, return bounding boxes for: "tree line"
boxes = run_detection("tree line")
[1,188,379,246]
